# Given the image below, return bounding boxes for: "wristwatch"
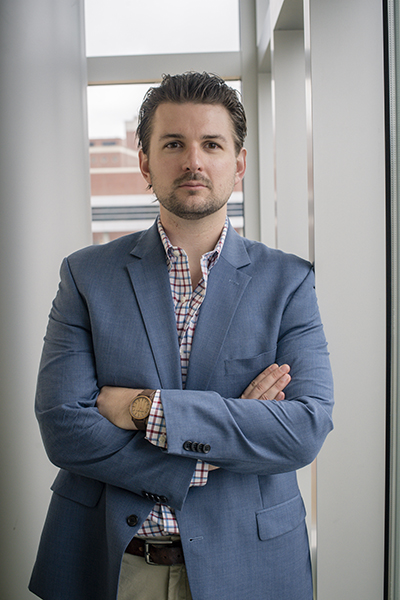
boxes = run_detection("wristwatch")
[129,389,156,430]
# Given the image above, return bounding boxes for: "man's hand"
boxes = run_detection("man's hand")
[208,364,290,472]
[96,386,143,430]
[241,363,291,401]
[97,363,290,430]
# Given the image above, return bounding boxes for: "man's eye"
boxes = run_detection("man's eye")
[165,141,181,149]
[205,142,220,150]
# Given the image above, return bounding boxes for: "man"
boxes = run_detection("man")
[30,72,333,600]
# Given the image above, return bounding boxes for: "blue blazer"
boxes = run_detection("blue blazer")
[30,222,333,600]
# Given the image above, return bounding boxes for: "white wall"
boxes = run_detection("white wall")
[0,1,92,597]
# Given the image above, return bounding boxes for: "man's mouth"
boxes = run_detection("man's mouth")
[180,182,206,188]
[176,175,211,190]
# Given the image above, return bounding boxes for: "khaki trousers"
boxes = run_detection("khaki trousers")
[117,552,192,600]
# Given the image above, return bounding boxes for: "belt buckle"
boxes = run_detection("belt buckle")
[144,539,174,566]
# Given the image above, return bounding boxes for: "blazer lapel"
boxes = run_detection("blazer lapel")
[126,223,182,390]
[185,226,252,391]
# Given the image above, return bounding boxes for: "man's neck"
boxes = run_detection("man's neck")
[159,208,227,256]
[159,208,227,289]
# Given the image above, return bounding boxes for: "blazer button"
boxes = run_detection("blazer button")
[197,443,204,452]
[183,441,193,451]
[126,514,138,527]
[142,491,150,499]
[160,495,168,503]
[191,442,198,452]
[202,444,211,454]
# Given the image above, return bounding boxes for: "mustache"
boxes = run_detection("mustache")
[174,173,212,187]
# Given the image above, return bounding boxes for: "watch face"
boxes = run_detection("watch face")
[130,396,151,419]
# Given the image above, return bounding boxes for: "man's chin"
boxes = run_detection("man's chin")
[165,208,217,221]
[177,212,212,221]
[157,195,228,221]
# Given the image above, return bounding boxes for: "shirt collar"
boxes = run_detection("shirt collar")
[156,216,229,268]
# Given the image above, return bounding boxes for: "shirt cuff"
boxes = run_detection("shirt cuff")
[145,391,209,487]
[145,390,167,448]
[191,460,209,487]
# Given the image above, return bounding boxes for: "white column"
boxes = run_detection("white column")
[240,0,262,241]
[258,72,276,247]
[0,1,91,597]
[273,29,309,260]
[310,0,386,598]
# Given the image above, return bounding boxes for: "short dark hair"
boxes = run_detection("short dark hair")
[136,72,247,156]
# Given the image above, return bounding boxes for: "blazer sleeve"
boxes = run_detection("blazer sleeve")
[160,267,334,475]
[35,257,196,511]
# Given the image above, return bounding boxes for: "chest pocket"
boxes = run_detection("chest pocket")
[224,348,277,376]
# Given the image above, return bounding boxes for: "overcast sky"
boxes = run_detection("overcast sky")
[84,0,239,57]
[87,83,155,139]
[84,0,240,139]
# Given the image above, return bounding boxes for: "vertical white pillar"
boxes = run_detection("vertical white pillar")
[240,0,262,241]
[258,71,276,247]
[273,29,309,260]
[0,0,91,597]
[310,0,386,598]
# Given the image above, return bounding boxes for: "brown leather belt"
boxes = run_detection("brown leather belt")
[125,537,185,566]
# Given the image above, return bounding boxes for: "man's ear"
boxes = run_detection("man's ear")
[139,149,152,186]
[235,148,247,185]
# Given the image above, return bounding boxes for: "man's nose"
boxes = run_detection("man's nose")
[183,146,203,171]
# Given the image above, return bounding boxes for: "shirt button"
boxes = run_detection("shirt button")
[126,514,139,527]
[180,347,185,357]
[173,250,180,257]
[159,433,167,446]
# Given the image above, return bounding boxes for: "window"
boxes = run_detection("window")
[84,0,243,243]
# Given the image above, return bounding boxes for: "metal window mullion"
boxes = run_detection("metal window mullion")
[387,0,400,598]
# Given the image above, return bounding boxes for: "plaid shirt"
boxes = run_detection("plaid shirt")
[136,217,228,536]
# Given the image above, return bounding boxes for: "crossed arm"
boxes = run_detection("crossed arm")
[96,362,291,431]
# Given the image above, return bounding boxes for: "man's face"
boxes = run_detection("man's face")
[139,102,246,221]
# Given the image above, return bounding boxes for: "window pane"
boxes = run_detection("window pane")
[87,83,244,243]
[84,0,240,57]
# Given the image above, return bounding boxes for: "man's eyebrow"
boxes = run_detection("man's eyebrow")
[201,134,228,143]
[158,133,228,142]
[159,133,185,141]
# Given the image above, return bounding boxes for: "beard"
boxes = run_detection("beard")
[152,172,234,221]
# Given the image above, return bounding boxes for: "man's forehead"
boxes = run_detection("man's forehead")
[151,102,235,138]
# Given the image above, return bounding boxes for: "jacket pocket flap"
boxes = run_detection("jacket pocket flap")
[256,494,306,541]
[51,470,104,507]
